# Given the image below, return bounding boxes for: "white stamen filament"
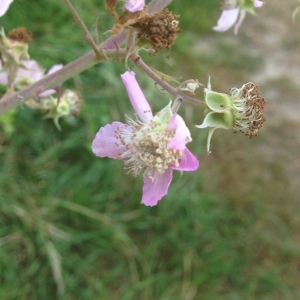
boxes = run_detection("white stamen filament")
[230,82,266,138]
[115,117,183,177]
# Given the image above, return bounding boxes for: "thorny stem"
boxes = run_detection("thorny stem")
[0,0,185,114]
[133,55,204,106]
[0,49,127,114]
[62,0,100,55]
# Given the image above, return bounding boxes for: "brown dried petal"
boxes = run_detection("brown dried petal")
[8,27,33,43]
[105,0,119,19]
[111,5,148,35]
[131,9,180,54]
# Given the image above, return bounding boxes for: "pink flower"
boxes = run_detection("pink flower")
[0,60,43,86]
[254,0,263,7]
[0,59,63,94]
[16,60,45,84]
[213,1,263,35]
[124,0,145,13]
[38,63,63,97]
[92,71,199,206]
[213,8,242,34]
[0,0,13,17]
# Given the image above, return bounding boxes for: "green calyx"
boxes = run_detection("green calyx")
[0,28,30,65]
[196,89,235,153]
[238,0,256,13]
[203,89,234,129]
[152,101,173,128]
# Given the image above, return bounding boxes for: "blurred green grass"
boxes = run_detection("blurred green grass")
[1,0,300,299]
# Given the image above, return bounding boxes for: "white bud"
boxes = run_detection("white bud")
[178,79,201,95]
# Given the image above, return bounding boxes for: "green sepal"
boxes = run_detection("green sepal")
[206,127,217,153]
[204,89,232,112]
[196,111,234,130]
[153,101,172,127]
[239,0,255,13]
[196,111,234,152]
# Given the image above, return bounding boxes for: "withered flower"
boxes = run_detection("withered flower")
[131,9,180,54]
[196,78,266,152]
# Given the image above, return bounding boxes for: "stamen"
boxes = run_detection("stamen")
[114,118,183,177]
[231,83,266,138]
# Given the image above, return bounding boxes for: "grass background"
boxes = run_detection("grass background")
[1,0,300,299]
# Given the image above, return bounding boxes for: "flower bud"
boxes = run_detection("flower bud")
[178,79,201,95]
[0,27,31,65]
[0,27,32,89]
[29,89,83,130]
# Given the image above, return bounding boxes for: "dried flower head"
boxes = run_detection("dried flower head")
[8,27,33,43]
[110,5,147,35]
[131,9,180,54]
[0,27,30,65]
[0,27,32,88]
[196,78,266,152]
[231,82,266,138]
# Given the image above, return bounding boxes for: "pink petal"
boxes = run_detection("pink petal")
[172,148,199,171]
[47,64,63,75]
[142,168,173,206]
[38,89,57,98]
[167,114,192,151]
[121,71,153,124]
[17,60,44,82]
[92,121,131,159]
[0,70,8,85]
[124,0,145,12]
[233,9,246,35]
[254,0,263,8]
[234,10,246,35]
[38,64,63,97]
[213,8,240,32]
[0,0,13,17]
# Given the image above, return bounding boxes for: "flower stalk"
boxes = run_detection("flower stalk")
[171,97,183,114]
[133,54,204,106]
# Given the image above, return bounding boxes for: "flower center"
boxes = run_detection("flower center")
[231,82,266,138]
[115,118,183,177]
